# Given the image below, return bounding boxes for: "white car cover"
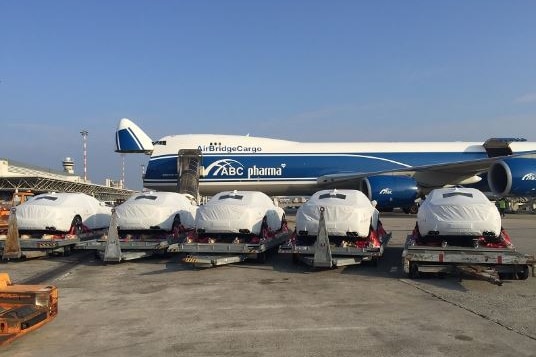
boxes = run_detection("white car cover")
[296,189,378,237]
[196,191,284,235]
[115,191,197,231]
[418,187,501,237]
[16,192,111,232]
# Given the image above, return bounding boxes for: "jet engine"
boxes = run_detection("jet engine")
[361,176,419,212]
[487,158,536,196]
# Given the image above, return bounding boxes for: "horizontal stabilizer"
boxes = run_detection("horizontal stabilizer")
[115,118,154,154]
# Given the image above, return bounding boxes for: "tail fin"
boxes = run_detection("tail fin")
[115,118,154,154]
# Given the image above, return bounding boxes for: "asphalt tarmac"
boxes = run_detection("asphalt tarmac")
[1,212,536,357]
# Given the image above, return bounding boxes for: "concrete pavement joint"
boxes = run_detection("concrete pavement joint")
[399,278,536,342]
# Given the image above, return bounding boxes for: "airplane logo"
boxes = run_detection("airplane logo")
[379,188,393,195]
[204,159,245,176]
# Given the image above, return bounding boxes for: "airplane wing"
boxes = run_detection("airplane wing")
[317,151,536,188]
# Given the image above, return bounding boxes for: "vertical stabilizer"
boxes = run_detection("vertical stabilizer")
[115,118,154,154]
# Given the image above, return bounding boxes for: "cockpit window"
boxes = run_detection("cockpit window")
[442,192,473,198]
[153,141,167,145]
[319,193,346,200]
[135,195,158,200]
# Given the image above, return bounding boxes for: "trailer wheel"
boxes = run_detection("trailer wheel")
[516,266,529,280]
[292,253,300,264]
[409,262,420,279]
[257,251,267,263]
[63,245,72,256]
[499,272,513,280]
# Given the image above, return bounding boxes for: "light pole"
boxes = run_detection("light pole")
[80,130,88,182]
[121,154,126,189]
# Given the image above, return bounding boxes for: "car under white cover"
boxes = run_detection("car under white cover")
[195,190,285,235]
[115,191,197,232]
[16,192,111,233]
[417,187,501,238]
[296,189,380,237]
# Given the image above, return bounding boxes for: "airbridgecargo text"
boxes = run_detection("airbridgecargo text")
[198,145,262,153]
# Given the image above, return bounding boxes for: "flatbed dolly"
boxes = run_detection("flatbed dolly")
[0,208,106,260]
[74,209,185,263]
[279,207,392,268]
[168,230,290,268]
[402,235,535,285]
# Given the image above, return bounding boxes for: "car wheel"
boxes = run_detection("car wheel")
[280,213,287,230]
[172,215,181,237]
[260,216,269,237]
[71,216,83,235]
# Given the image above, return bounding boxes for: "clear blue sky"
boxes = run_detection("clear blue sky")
[2,1,536,190]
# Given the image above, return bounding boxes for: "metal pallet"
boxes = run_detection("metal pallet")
[402,235,535,285]
[169,231,290,268]
[75,210,181,262]
[279,207,391,268]
[0,209,106,259]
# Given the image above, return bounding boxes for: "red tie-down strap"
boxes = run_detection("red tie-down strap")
[173,224,193,238]
[368,228,382,248]
[289,230,297,244]
[377,221,387,239]
[500,228,513,247]
[185,230,199,243]
[412,223,420,239]
[66,223,91,236]
[280,219,289,233]
[477,228,514,248]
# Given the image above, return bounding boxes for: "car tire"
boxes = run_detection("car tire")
[71,216,83,235]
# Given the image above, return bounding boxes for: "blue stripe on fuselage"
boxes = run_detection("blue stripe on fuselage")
[143,151,488,184]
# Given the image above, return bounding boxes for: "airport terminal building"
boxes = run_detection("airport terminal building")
[0,158,134,203]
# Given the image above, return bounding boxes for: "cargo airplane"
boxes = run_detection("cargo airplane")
[115,118,536,211]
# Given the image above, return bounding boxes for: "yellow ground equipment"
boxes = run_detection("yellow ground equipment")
[0,273,58,345]
[0,191,34,234]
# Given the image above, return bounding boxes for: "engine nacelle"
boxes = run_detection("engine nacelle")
[488,158,536,196]
[361,176,419,211]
